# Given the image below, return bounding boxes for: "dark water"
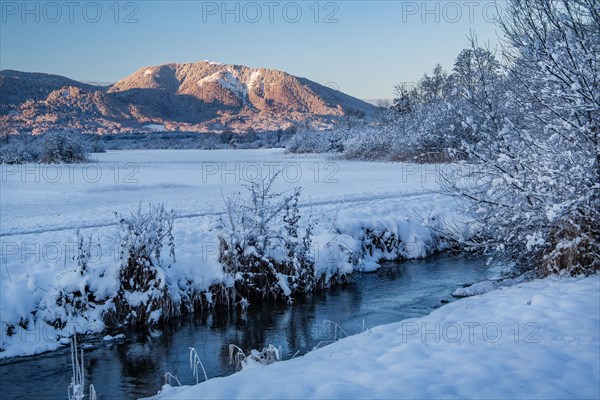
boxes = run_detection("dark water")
[0,254,496,399]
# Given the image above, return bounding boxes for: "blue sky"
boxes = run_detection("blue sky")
[1,1,502,99]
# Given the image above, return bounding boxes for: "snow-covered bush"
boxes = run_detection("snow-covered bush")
[228,344,282,371]
[87,136,106,153]
[0,134,41,163]
[342,123,400,160]
[1,131,92,164]
[39,131,88,164]
[50,232,102,328]
[286,129,347,154]
[218,175,322,305]
[400,101,471,163]
[109,203,176,325]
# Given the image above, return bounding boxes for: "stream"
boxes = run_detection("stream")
[0,254,497,399]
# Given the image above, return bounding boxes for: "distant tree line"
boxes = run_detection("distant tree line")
[0,128,296,164]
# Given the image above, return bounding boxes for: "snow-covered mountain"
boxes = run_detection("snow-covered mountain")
[0,62,376,134]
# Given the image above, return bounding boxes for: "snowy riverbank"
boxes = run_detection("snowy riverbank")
[151,275,600,400]
[1,149,471,358]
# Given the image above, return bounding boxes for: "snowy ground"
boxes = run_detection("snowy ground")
[151,275,600,400]
[1,149,470,358]
[1,149,454,236]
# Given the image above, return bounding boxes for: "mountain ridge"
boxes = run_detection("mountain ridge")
[0,61,375,134]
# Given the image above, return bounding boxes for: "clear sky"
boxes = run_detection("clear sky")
[0,0,503,100]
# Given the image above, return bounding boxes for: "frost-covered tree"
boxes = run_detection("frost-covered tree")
[444,0,600,275]
[417,64,452,104]
[449,43,503,103]
[392,83,417,115]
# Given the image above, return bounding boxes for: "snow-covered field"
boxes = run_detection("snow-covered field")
[151,275,600,400]
[1,149,456,236]
[0,149,469,358]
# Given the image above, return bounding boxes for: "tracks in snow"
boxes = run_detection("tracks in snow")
[0,191,437,237]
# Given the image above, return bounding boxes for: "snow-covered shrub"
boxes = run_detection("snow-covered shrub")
[87,136,106,153]
[393,101,470,163]
[286,129,346,154]
[342,124,399,160]
[51,232,102,328]
[228,344,282,371]
[361,228,403,258]
[0,134,41,163]
[108,203,176,325]
[39,131,88,164]
[1,132,93,164]
[74,230,97,276]
[218,176,323,305]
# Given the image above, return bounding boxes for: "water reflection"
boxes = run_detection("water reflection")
[0,254,495,400]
